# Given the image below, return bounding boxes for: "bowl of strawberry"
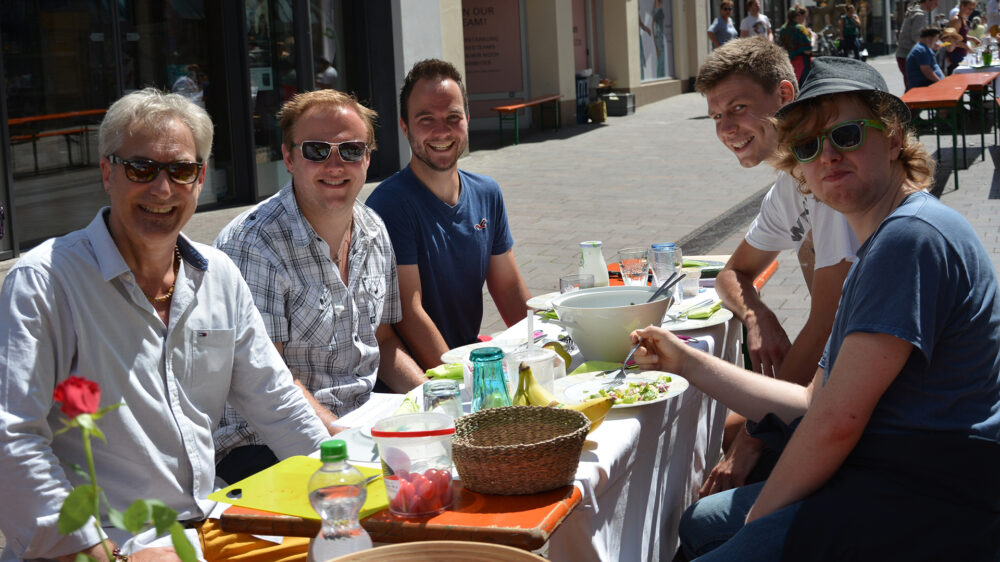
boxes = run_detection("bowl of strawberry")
[371,412,456,517]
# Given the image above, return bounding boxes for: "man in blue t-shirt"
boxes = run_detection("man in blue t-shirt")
[905,27,944,90]
[367,59,530,369]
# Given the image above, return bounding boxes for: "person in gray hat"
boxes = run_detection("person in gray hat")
[636,57,1000,560]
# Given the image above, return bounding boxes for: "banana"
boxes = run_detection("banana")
[563,395,615,432]
[514,363,560,407]
[514,364,615,433]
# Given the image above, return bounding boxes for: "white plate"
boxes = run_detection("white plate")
[554,370,689,409]
[337,426,380,463]
[527,291,561,310]
[440,338,527,364]
[662,307,734,332]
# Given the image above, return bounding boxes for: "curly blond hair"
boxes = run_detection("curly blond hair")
[772,92,933,194]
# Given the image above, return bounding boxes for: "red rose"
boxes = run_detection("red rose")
[53,376,101,419]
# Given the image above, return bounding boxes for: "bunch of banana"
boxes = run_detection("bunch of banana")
[513,363,615,433]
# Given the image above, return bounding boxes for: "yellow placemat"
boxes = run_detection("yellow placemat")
[208,455,387,520]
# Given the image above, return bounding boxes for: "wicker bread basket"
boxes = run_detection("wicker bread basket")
[452,406,589,495]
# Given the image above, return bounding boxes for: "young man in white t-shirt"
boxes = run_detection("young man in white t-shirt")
[694,38,858,496]
[740,0,774,41]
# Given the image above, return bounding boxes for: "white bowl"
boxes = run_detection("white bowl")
[550,286,673,362]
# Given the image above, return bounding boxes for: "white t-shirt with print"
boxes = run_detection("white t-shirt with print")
[740,13,772,37]
[745,171,859,269]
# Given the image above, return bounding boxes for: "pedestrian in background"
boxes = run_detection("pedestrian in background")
[778,4,814,83]
[708,1,739,48]
[895,0,939,90]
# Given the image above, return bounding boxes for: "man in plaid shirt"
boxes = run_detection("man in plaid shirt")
[212,89,425,483]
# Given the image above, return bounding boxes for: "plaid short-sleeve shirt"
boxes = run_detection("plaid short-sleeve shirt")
[213,184,400,458]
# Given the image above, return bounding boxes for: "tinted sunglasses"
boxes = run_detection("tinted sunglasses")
[292,140,369,163]
[790,119,887,163]
[108,154,204,184]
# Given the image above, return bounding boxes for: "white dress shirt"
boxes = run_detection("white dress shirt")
[0,209,328,559]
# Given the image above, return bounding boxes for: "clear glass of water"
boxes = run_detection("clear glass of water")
[423,379,463,419]
[616,247,650,286]
[559,273,595,293]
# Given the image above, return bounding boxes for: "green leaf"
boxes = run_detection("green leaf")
[122,500,152,534]
[58,485,97,534]
[150,501,177,535]
[107,507,126,531]
[63,461,91,482]
[169,521,198,562]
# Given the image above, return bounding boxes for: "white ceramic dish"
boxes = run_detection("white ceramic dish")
[526,291,561,310]
[662,307,734,332]
[555,370,689,409]
[440,338,527,365]
[550,286,673,362]
[338,426,380,463]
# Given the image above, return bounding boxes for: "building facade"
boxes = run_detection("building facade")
[1,0,907,258]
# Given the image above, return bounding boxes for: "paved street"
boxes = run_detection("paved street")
[2,54,1000,553]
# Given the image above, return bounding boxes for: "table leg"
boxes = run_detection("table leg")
[960,100,967,170]
[976,90,986,161]
[952,106,960,191]
[498,112,504,145]
[514,111,520,145]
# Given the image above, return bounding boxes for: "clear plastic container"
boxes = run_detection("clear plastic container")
[306,440,372,561]
[371,412,456,517]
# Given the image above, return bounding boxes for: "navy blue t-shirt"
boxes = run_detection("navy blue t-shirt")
[905,42,943,90]
[821,191,1000,442]
[366,166,514,348]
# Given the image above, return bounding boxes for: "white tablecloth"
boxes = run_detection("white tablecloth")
[337,293,742,562]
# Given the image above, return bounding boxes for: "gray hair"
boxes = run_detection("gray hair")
[98,88,213,161]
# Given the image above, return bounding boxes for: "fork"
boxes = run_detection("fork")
[605,342,642,389]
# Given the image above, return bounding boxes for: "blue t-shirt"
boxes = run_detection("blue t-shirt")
[708,17,738,46]
[366,166,514,348]
[906,42,943,89]
[821,191,1000,442]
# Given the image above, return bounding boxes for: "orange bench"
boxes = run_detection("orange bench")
[490,94,562,146]
[8,109,106,174]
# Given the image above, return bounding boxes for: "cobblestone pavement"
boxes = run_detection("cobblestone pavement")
[3,54,1000,553]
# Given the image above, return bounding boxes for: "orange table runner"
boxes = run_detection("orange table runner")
[220,482,581,551]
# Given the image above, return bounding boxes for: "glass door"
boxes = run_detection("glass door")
[247,0,299,198]
[2,0,117,247]
[2,0,236,250]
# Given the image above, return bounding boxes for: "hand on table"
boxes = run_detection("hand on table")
[744,310,791,376]
[699,428,765,498]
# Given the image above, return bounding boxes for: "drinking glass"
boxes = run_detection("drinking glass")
[559,273,595,294]
[681,267,702,298]
[423,379,463,419]
[616,248,650,286]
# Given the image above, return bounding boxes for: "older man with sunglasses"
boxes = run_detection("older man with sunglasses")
[0,88,329,560]
[212,89,425,484]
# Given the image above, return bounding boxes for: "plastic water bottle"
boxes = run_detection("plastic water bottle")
[579,240,610,287]
[307,440,372,562]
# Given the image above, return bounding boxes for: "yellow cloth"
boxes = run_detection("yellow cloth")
[196,518,309,561]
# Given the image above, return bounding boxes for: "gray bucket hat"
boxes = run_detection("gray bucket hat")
[774,57,911,122]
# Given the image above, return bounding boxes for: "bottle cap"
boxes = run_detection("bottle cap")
[319,439,348,462]
[579,240,603,247]
[470,347,504,362]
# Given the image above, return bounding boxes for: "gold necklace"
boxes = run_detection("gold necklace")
[146,246,181,304]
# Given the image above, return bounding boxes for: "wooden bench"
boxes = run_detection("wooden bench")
[8,109,106,175]
[901,80,967,190]
[490,94,563,146]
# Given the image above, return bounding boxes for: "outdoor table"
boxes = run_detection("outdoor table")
[949,68,1000,150]
[902,80,968,190]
